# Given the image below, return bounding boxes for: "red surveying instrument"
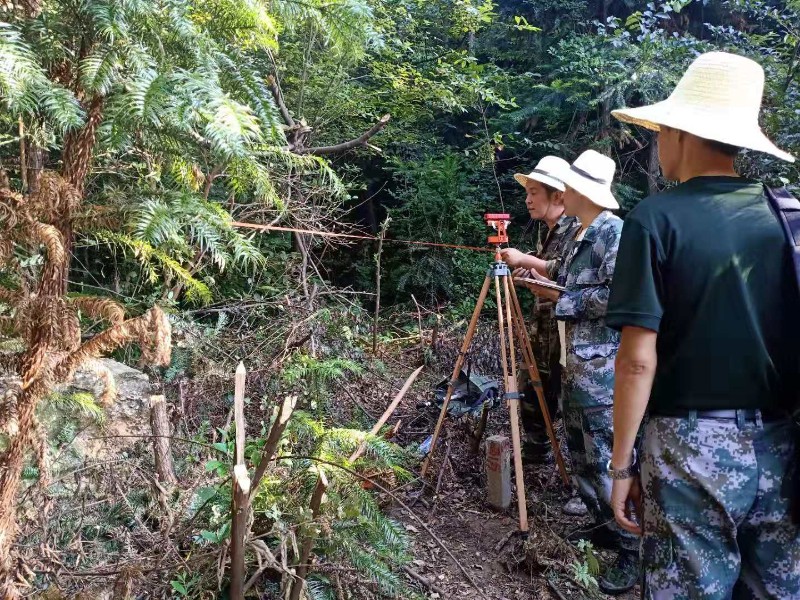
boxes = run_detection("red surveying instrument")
[484,213,511,246]
[421,212,569,532]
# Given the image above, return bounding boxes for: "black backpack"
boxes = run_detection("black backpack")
[765,186,800,288]
[764,185,800,524]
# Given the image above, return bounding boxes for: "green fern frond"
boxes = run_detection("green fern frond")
[204,95,262,158]
[21,465,40,481]
[131,192,264,272]
[344,485,408,558]
[87,230,213,304]
[192,0,278,50]
[284,411,326,446]
[134,199,183,246]
[85,0,132,42]
[0,22,84,130]
[39,86,85,131]
[330,537,405,597]
[80,47,121,95]
[47,391,106,424]
[123,68,174,127]
[271,0,378,59]
[226,157,283,210]
[305,576,336,600]
[215,53,284,142]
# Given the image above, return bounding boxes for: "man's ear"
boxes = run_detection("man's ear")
[551,191,565,206]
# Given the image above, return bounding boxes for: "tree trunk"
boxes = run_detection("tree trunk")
[59,96,104,294]
[0,381,46,585]
[26,141,45,196]
[599,96,612,155]
[150,395,177,487]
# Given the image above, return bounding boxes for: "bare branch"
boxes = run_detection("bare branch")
[302,115,391,156]
[267,75,296,129]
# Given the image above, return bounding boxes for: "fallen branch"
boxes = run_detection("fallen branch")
[402,565,447,597]
[471,401,491,454]
[410,294,426,361]
[432,440,451,503]
[547,578,569,600]
[372,217,390,355]
[349,365,424,462]
[493,530,516,553]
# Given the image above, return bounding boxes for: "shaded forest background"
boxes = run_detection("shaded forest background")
[0,0,799,598]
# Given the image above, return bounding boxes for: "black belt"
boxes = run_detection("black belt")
[653,408,788,422]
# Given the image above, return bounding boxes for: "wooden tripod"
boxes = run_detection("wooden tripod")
[420,255,569,532]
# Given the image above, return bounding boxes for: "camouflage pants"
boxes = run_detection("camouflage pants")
[518,359,560,448]
[641,414,800,599]
[563,404,638,551]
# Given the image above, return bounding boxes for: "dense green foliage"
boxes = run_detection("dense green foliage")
[307,0,800,312]
[3,0,797,310]
[2,0,800,597]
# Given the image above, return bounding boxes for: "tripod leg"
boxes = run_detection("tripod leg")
[508,282,570,486]
[501,275,528,532]
[494,276,510,374]
[421,273,492,477]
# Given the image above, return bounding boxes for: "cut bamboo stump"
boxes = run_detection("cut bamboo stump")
[289,469,328,600]
[250,394,298,499]
[230,465,251,600]
[149,395,177,486]
[229,363,248,600]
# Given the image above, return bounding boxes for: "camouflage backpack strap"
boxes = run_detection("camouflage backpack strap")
[764,185,800,293]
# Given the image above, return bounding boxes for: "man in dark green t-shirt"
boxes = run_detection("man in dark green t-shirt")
[606,52,800,598]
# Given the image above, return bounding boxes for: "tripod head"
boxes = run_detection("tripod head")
[484,213,510,246]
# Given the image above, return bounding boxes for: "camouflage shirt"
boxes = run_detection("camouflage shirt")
[555,210,623,407]
[528,215,581,372]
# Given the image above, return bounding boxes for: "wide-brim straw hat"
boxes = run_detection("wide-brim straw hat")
[560,149,619,210]
[612,51,794,162]
[513,156,570,192]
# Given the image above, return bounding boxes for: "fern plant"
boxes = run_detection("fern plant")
[281,354,363,414]
[249,411,416,599]
[1,0,366,308]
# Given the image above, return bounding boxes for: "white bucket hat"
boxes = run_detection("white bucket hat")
[612,51,794,163]
[560,150,619,210]
[513,156,570,192]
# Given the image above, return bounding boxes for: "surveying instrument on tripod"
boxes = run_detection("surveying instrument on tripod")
[420,213,569,532]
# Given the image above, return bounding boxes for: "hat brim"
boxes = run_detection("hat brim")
[560,169,619,210]
[612,102,795,163]
[514,171,566,192]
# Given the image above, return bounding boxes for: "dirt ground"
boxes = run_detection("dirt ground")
[359,359,641,600]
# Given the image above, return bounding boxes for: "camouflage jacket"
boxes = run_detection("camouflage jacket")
[528,215,581,372]
[555,210,623,407]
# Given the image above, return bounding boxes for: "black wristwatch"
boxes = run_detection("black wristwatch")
[606,450,639,480]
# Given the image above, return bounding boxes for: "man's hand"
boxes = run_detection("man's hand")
[611,476,643,536]
[512,267,531,280]
[500,248,527,268]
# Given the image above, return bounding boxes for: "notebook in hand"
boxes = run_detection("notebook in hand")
[513,277,566,293]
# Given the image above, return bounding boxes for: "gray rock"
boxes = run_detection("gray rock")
[57,358,153,458]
